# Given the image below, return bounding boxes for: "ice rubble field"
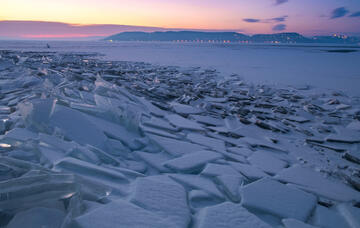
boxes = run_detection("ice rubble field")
[1,40,360,96]
[0,50,360,228]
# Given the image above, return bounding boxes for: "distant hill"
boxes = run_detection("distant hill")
[105,31,250,42]
[104,31,360,44]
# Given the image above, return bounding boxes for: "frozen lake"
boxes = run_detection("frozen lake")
[1,40,359,95]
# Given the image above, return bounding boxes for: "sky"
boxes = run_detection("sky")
[1,0,360,39]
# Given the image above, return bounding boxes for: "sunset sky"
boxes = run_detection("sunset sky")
[1,0,360,39]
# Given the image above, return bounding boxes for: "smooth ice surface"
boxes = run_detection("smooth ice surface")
[241,178,317,221]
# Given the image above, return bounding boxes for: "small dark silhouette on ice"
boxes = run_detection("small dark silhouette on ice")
[46,44,51,49]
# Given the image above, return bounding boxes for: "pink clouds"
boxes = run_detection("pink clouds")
[0,20,165,39]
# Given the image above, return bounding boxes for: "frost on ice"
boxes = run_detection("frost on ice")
[1,50,360,227]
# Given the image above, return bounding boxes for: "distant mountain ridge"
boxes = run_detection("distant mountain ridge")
[104,31,360,44]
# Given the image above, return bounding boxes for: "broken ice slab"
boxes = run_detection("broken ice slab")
[0,156,47,176]
[247,151,288,175]
[6,207,66,228]
[141,116,179,132]
[188,189,223,210]
[215,174,243,202]
[197,202,271,228]
[326,128,360,144]
[0,174,78,213]
[229,162,269,181]
[38,146,66,165]
[227,147,253,157]
[148,134,207,157]
[306,141,347,153]
[171,102,203,115]
[137,97,167,117]
[142,126,182,140]
[70,199,178,228]
[282,218,319,228]
[336,104,351,111]
[275,165,360,202]
[335,203,360,228]
[311,205,350,228]
[201,163,241,177]
[130,178,190,228]
[18,98,57,132]
[170,174,225,200]
[241,178,317,221]
[285,116,310,123]
[38,133,77,153]
[343,151,360,165]
[347,121,360,131]
[163,150,222,173]
[54,157,129,195]
[49,105,108,149]
[83,113,143,151]
[0,106,11,115]
[240,137,288,153]
[134,151,172,172]
[190,115,224,127]
[1,128,38,144]
[166,114,204,131]
[186,133,226,152]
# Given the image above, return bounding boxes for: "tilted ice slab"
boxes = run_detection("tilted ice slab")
[54,157,129,195]
[186,132,226,152]
[275,165,360,202]
[166,114,204,131]
[49,105,107,149]
[148,134,207,156]
[163,150,222,173]
[241,178,317,221]
[247,151,288,175]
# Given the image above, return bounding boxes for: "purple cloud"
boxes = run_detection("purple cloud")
[349,11,360,17]
[243,18,261,23]
[270,16,288,22]
[272,24,287,31]
[330,7,349,19]
[275,0,288,5]
[243,16,288,24]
